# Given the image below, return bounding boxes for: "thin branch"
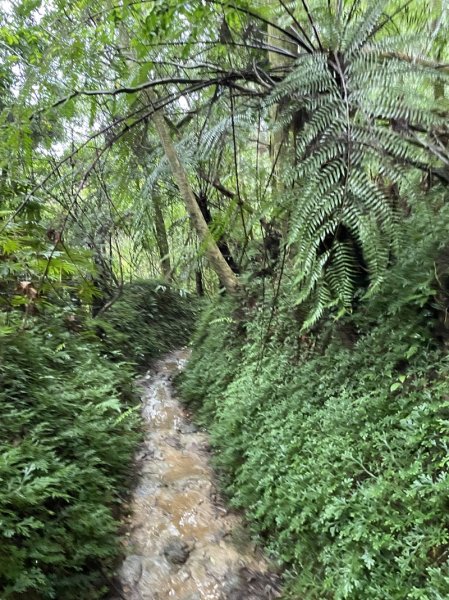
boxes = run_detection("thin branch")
[230,87,248,242]
[278,0,316,53]
[369,0,415,40]
[299,0,324,52]
[207,0,312,54]
[337,0,343,20]
[117,38,298,59]
[35,76,219,114]
[33,69,277,119]
[347,0,363,25]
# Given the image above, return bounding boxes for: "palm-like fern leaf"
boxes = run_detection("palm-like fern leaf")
[269,0,448,328]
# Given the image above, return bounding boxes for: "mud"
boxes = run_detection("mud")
[117,350,281,600]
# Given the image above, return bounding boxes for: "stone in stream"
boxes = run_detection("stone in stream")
[221,572,245,599]
[121,554,143,585]
[178,421,199,434]
[163,536,191,565]
[228,567,283,599]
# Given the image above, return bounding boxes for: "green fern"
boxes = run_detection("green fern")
[268,0,448,328]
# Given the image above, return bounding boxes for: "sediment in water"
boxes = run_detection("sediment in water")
[117,350,281,600]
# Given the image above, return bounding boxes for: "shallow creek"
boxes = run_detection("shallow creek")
[117,349,281,600]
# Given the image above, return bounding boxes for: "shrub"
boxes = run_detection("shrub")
[96,280,197,367]
[0,325,138,599]
[180,202,449,599]
[0,281,196,598]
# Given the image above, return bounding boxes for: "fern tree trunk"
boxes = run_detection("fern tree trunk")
[148,91,240,295]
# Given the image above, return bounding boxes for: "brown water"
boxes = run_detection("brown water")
[117,350,281,600]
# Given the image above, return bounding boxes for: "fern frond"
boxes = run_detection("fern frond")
[270,0,445,327]
[343,0,389,55]
[198,113,255,160]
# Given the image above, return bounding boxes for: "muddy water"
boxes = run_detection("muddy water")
[117,350,281,600]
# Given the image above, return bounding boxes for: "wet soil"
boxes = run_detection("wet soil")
[117,350,281,600]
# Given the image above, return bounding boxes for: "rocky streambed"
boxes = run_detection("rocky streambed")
[116,349,281,600]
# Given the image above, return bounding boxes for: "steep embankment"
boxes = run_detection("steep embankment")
[180,206,449,599]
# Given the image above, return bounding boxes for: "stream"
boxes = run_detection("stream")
[116,349,281,600]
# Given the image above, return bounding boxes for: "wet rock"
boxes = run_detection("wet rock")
[135,478,159,497]
[222,572,245,599]
[121,555,143,585]
[178,422,199,434]
[165,435,183,449]
[163,537,191,565]
[236,567,283,599]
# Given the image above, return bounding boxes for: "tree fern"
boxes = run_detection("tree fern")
[268,0,448,328]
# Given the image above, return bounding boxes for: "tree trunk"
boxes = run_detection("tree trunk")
[152,193,172,281]
[195,269,205,297]
[432,0,445,100]
[148,91,240,295]
[196,191,240,274]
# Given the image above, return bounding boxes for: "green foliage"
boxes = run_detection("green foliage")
[269,1,448,327]
[0,282,196,599]
[0,321,138,599]
[180,199,449,599]
[3,1,449,597]
[96,280,197,367]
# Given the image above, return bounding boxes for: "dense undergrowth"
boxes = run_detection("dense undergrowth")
[180,202,449,599]
[0,281,195,599]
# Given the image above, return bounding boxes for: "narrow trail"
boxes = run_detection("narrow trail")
[117,350,281,600]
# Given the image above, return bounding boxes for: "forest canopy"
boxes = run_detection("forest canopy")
[1,0,448,315]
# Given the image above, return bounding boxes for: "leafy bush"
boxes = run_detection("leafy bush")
[96,280,197,367]
[0,325,137,599]
[0,282,196,599]
[180,201,449,599]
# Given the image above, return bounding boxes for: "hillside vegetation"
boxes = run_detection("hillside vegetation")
[0,283,195,598]
[180,199,449,599]
[2,0,449,597]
